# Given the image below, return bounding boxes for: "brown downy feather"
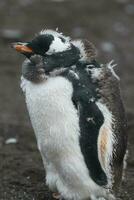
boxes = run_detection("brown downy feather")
[82,39,97,61]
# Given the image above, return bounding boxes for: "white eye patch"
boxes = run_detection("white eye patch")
[46,37,71,55]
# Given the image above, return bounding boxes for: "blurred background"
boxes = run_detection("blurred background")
[0,0,134,199]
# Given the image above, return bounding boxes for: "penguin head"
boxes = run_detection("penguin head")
[12,29,96,82]
[12,30,79,82]
[12,29,72,57]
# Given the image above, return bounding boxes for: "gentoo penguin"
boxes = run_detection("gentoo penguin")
[12,29,127,200]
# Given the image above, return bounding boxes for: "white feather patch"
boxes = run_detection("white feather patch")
[91,68,102,79]
[69,69,80,80]
[107,60,120,80]
[86,67,102,80]
[46,36,71,55]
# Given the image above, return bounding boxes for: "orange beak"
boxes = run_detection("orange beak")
[11,43,33,53]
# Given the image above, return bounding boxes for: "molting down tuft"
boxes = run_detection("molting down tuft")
[72,39,97,61]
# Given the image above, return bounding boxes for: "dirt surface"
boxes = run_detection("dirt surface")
[0,0,134,199]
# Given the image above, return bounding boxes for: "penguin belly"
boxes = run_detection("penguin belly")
[21,76,107,200]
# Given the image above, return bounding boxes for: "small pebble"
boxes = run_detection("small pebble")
[5,138,18,144]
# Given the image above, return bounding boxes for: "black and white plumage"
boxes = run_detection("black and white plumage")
[12,29,127,200]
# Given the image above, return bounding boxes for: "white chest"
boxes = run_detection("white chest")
[21,76,80,156]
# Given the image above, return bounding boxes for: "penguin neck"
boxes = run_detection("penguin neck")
[43,44,80,74]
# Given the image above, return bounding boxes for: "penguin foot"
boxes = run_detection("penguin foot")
[52,192,61,199]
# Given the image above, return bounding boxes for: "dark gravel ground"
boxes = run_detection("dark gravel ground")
[0,0,134,199]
